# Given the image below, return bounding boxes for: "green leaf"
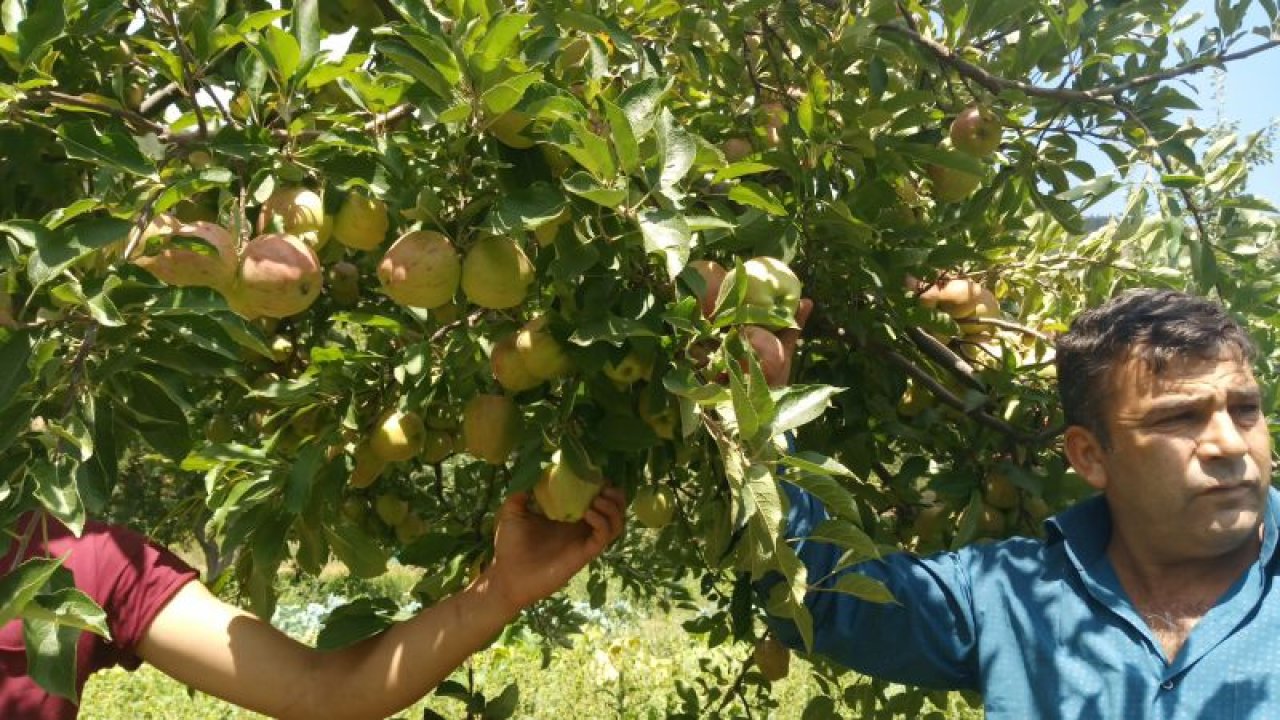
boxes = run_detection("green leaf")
[485,182,566,233]
[898,143,986,176]
[568,316,659,344]
[30,459,85,536]
[24,617,80,701]
[483,683,520,720]
[563,171,627,207]
[403,29,462,86]
[1160,174,1204,189]
[655,109,695,191]
[473,13,533,73]
[808,519,879,563]
[603,100,639,175]
[47,416,93,462]
[316,597,398,650]
[830,574,896,604]
[636,208,690,281]
[323,519,389,578]
[292,0,319,64]
[284,443,326,515]
[480,71,541,115]
[0,558,66,628]
[178,440,268,473]
[15,0,64,65]
[23,587,110,637]
[56,120,154,178]
[729,182,787,216]
[781,468,862,524]
[26,216,130,290]
[618,77,669,138]
[712,162,775,184]
[0,328,32,411]
[770,385,843,436]
[550,119,615,179]
[259,25,301,84]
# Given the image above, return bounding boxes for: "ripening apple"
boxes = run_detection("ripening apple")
[369,410,426,463]
[753,638,791,682]
[688,259,728,319]
[349,443,386,488]
[490,334,542,393]
[740,326,789,387]
[328,261,360,307]
[950,105,1003,157]
[420,429,454,464]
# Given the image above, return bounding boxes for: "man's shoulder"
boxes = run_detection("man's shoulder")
[950,534,1068,582]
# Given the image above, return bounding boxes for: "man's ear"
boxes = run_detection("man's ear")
[1063,426,1108,491]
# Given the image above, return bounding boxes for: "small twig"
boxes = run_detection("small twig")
[714,653,756,715]
[955,316,1052,342]
[154,0,209,139]
[22,90,165,136]
[139,82,182,117]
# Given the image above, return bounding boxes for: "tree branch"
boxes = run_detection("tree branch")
[878,23,1280,105]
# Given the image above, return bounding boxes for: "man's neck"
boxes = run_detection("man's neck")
[1106,527,1262,662]
[1107,527,1261,601]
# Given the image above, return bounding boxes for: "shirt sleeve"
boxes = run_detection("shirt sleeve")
[95,522,200,671]
[762,482,981,690]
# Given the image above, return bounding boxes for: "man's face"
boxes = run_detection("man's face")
[1096,350,1271,558]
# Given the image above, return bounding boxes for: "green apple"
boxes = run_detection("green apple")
[927,165,982,203]
[514,315,572,380]
[603,351,654,386]
[374,494,410,527]
[534,450,605,523]
[718,257,802,316]
[633,486,675,528]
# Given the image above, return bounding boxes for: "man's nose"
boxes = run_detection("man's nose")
[1198,409,1250,458]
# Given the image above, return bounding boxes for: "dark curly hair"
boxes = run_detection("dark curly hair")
[1055,288,1256,448]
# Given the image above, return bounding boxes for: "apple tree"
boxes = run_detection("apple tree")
[1,0,1278,715]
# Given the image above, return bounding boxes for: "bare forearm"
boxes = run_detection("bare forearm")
[294,574,520,720]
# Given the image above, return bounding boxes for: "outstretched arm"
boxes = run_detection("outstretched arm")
[136,487,626,720]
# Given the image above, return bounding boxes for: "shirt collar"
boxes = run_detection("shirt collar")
[1044,486,1280,572]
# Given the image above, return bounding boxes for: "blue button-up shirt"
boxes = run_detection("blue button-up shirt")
[769,484,1280,718]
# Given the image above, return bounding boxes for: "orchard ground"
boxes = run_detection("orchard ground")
[81,558,981,720]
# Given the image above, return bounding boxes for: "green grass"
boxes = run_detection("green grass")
[80,566,983,719]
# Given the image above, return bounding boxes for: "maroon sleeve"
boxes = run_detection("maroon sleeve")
[91,522,200,671]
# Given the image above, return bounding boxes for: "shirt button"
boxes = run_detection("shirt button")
[1162,680,1175,690]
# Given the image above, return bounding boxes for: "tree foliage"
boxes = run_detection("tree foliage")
[0,0,1278,714]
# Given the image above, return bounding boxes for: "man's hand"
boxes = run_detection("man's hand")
[481,486,627,614]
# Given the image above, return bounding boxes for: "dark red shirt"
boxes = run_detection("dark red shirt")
[0,513,198,719]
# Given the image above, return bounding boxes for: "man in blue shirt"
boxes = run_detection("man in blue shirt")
[771,289,1279,718]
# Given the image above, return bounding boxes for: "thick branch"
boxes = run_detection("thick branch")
[904,326,983,391]
[883,349,1041,443]
[879,23,1280,104]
